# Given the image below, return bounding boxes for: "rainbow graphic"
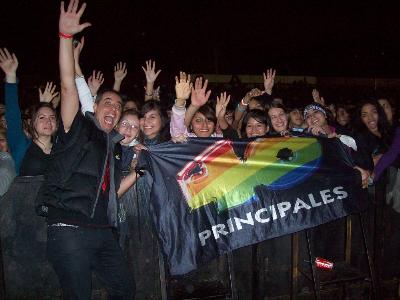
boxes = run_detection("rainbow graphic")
[176,137,322,212]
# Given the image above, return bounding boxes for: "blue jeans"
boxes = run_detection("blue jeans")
[47,226,135,300]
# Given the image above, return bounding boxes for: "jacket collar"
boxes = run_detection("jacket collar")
[85,111,124,144]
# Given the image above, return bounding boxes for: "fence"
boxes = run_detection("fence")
[0,172,399,299]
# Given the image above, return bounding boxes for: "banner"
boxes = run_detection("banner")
[138,137,366,275]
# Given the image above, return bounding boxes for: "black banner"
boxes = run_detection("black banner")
[139,136,366,275]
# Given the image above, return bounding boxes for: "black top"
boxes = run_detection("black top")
[44,112,122,227]
[19,142,50,176]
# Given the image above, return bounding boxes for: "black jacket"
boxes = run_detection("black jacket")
[37,112,123,227]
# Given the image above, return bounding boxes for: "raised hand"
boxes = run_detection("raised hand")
[175,71,192,100]
[242,88,265,105]
[73,36,85,59]
[39,82,59,103]
[141,60,161,84]
[191,77,211,107]
[0,48,18,83]
[312,88,325,105]
[59,0,91,36]
[216,92,231,118]
[88,70,104,96]
[114,62,127,82]
[263,68,276,95]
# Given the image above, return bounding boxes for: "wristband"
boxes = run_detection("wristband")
[145,93,154,97]
[240,98,249,106]
[174,99,186,109]
[59,32,73,39]
[237,103,246,113]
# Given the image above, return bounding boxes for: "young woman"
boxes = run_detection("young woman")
[0,48,57,175]
[117,109,141,171]
[354,99,393,166]
[170,74,221,140]
[140,100,170,145]
[241,109,270,138]
[267,103,289,135]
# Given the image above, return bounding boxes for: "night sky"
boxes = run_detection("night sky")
[1,0,400,85]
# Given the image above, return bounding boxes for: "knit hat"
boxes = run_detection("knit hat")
[303,103,327,119]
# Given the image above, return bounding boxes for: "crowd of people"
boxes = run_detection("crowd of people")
[0,0,399,298]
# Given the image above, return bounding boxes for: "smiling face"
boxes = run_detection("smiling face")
[33,106,57,138]
[191,112,215,138]
[268,107,288,133]
[140,109,162,139]
[117,114,140,145]
[361,103,379,133]
[94,91,123,133]
[305,109,327,128]
[245,117,269,138]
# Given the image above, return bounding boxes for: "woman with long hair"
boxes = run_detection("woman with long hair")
[0,48,57,175]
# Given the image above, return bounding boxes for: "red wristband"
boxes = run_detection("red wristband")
[59,32,73,39]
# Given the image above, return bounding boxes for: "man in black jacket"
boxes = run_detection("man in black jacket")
[39,1,138,298]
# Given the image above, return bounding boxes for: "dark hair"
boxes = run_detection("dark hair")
[267,102,287,114]
[95,89,122,104]
[29,103,57,140]
[140,100,170,143]
[191,105,217,125]
[354,99,393,146]
[241,109,270,138]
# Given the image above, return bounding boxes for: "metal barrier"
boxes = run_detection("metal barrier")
[0,173,399,299]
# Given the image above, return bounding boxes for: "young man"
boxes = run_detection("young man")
[38,1,137,298]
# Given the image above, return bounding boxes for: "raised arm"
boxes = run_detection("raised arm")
[113,62,127,92]
[216,92,231,130]
[232,88,264,130]
[170,72,192,138]
[185,77,212,127]
[59,0,91,132]
[73,36,85,77]
[142,60,161,101]
[0,48,17,83]
[0,48,30,173]
[88,70,104,97]
[263,68,276,95]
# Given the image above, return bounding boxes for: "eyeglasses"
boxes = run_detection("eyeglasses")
[119,120,139,130]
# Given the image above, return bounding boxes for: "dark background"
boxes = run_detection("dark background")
[1,0,400,103]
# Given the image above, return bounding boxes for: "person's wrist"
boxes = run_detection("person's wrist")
[237,103,246,113]
[5,74,17,83]
[175,99,186,109]
[240,97,249,106]
[59,32,73,39]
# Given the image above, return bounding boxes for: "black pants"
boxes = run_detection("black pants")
[47,225,135,300]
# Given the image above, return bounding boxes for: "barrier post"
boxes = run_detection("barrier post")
[0,237,6,299]
[290,233,300,300]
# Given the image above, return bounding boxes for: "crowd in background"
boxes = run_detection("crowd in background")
[1,44,399,195]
